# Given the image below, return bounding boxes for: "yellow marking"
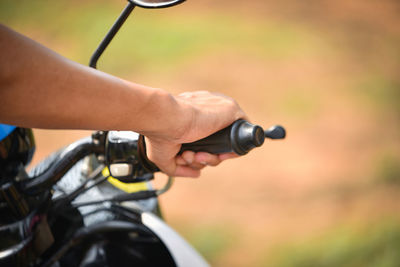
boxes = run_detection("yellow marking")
[102,167,149,193]
[102,167,110,177]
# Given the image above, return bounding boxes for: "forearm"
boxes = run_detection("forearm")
[0,24,181,136]
[0,24,246,177]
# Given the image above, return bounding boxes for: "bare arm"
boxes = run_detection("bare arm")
[0,25,182,134]
[0,24,245,177]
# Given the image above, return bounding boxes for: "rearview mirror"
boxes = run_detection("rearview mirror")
[90,0,186,68]
[129,0,186,9]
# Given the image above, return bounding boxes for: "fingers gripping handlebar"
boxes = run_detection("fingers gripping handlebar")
[179,119,286,155]
[1,119,286,214]
[21,120,284,193]
[140,120,286,172]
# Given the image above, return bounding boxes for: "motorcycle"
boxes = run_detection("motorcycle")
[0,0,286,266]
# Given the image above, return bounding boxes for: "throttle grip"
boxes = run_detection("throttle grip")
[180,120,272,155]
[139,120,286,173]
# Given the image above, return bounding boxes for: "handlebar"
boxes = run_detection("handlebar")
[179,119,286,155]
[22,137,103,195]
[21,120,285,194]
[139,120,285,173]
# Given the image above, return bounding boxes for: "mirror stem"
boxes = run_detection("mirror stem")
[89,2,136,69]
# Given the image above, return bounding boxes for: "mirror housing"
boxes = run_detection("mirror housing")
[129,0,186,9]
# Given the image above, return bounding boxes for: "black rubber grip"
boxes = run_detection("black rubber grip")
[179,120,265,155]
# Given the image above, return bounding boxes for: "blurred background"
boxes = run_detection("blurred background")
[1,0,400,266]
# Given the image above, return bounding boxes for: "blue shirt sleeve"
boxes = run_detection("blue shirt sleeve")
[0,124,16,141]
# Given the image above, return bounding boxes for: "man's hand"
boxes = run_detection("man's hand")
[144,91,246,177]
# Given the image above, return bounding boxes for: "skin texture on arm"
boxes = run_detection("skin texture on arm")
[0,24,245,177]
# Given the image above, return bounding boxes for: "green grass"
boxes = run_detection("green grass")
[174,223,238,264]
[264,219,400,267]
[1,0,325,76]
[352,74,400,117]
[278,88,321,119]
[373,152,400,186]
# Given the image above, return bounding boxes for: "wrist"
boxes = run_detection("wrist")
[134,87,192,142]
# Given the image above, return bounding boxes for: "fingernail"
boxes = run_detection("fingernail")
[185,157,193,164]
